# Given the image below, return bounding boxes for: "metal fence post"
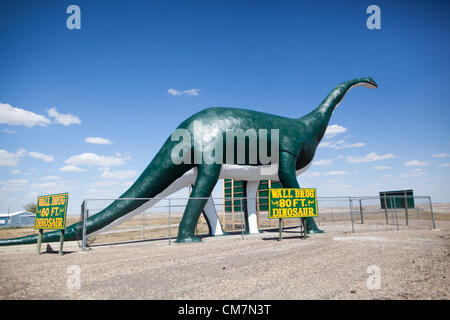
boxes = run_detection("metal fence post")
[81,200,88,251]
[302,217,307,240]
[349,197,355,233]
[404,191,409,226]
[391,197,399,231]
[240,198,244,240]
[428,196,436,229]
[36,229,43,255]
[279,218,282,241]
[359,199,364,224]
[142,211,145,240]
[168,198,171,246]
[383,192,389,225]
[316,202,321,226]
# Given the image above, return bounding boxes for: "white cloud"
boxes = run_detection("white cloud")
[26,191,39,199]
[183,88,200,96]
[346,152,397,164]
[28,151,54,162]
[40,175,61,181]
[338,142,365,149]
[0,178,28,186]
[85,137,112,145]
[0,102,51,127]
[64,153,129,167]
[47,108,81,126]
[3,128,16,134]
[28,179,78,193]
[34,182,58,189]
[122,181,133,188]
[324,124,347,138]
[400,168,426,178]
[373,165,391,170]
[312,159,333,166]
[168,88,181,96]
[100,168,136,180]
[59,165,86,172]
[86,188,101,194]
[319,139,365,150]
[168,88,200,96]
[404,160,429,167]
[0,148,27,167]
[89,180,118,188]
[440,163,450,167]
[324,171,348,176]
[318,141,333,148]
[301,171,322,178]
[432,153,450,158]
[0,178,28,191]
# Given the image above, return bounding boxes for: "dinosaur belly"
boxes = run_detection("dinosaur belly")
[89,161,312,236]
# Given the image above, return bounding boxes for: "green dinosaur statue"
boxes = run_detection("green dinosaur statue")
[0,77,377,245]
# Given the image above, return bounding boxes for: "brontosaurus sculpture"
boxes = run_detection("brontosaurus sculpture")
[0,77,377,245]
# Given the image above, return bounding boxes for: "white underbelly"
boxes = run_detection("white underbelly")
[90,161,312,235]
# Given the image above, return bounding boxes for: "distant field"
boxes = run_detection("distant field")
[1,203,448,247]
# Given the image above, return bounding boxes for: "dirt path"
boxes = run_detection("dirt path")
[0,222,448,299]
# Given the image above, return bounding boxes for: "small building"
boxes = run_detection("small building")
[379,190,415,209]
[0,211,36,228]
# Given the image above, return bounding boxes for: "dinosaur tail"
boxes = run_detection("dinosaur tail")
[0,138,192,246]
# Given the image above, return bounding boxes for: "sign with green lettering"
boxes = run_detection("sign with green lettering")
[269,188,317,219]
[34,193,68,230]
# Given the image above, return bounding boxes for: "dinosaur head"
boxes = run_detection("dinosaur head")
[355,77,378,89]
[305,77,379,143]
[331,77,378,110]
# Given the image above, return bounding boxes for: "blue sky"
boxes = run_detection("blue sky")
[0,0,449,214]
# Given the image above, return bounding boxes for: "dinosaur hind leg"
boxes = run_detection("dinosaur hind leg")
[278,151,324,234]
[176,164,222,243]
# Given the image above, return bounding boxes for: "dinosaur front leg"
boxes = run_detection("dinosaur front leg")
[176,164,222,243]
[278,152,324,234]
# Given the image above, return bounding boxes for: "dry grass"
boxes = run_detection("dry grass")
[1,204,449,246]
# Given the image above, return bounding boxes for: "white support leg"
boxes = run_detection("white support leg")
[246,181,260,234]
[203,196,224,236]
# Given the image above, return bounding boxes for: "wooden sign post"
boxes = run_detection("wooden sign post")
[34,193,69,255]
[269,188,317,240]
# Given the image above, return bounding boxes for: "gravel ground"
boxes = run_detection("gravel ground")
[0,222,448,300]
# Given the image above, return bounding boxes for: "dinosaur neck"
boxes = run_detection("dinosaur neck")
[300,79,364,142]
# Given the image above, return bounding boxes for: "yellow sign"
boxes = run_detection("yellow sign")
[269,188,317,218]
[34,193,68,230]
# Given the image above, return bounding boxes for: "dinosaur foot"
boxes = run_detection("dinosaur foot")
[175,235,202,243]
[306,227,325,234]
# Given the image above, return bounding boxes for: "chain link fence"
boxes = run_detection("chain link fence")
[79,195,438,250]
[316,196,436,233]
